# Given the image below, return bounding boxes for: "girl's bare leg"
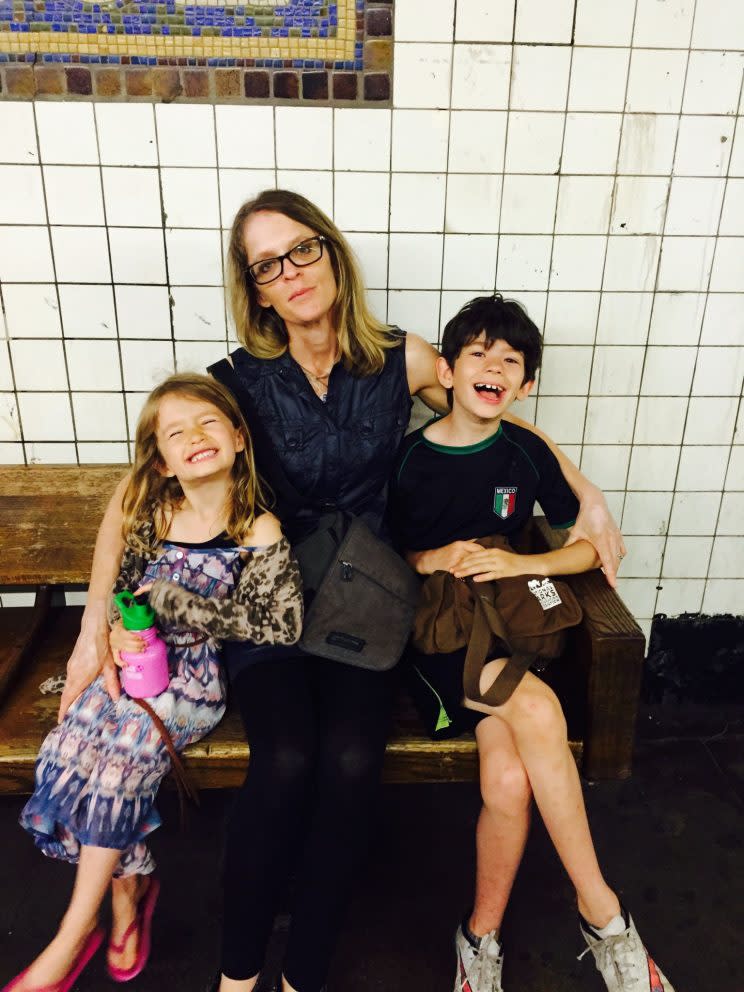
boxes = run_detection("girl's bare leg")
[21,845,121,989]
[466,661,620,928]
[468,715,532,937]
[107,872,153,971]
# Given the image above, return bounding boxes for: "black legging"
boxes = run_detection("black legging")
[221,653,396,992]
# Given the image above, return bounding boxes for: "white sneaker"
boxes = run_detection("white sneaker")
[454,923,504,992]
[579,910,675,992]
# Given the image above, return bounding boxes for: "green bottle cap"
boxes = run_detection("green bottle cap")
[114,590,155,631]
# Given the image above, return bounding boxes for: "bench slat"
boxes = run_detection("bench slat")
[0,465,128,585]
[0,607,583,793]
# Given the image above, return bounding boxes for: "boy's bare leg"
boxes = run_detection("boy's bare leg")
[21,845,120,988]
[469,716,532,937]
[465,661,620,929]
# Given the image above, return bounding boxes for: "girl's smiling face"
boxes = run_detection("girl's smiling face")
[156,393,245,483]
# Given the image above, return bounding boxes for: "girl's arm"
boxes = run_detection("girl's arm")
[57,473,130,722]
[451,539,600,583]
[500,411,626,587]
[147,533,303,645]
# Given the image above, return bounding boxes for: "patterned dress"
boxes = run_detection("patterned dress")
[20,531,302,877]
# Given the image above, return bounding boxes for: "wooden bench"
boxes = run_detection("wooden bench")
[0,465,646,793]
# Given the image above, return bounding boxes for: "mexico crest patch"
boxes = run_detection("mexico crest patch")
[493,487,517,519]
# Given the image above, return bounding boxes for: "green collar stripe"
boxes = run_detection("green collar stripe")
[422,422,503,455]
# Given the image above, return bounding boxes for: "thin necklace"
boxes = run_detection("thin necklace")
[297,360,333,384]
[294,349,339,399]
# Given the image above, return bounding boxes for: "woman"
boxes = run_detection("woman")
[58,190,624,992]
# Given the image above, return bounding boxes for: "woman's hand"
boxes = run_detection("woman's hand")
[406,540,482,576]
[565,485,626,588]
[109,620,146,668]
[58,603,120,722]
[452,547,532,582]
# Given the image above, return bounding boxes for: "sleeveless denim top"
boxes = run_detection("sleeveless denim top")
[228,330,412,543]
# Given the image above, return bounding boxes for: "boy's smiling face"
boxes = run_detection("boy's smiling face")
[437,334,535,421]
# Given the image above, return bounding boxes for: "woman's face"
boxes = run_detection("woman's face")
[242,210,338,329]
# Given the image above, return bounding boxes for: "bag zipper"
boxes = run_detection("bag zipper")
[334,556,416,604]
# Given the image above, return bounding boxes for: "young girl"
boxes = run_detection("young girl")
[4,373,303,992]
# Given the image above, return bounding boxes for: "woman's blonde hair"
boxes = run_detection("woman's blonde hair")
[122,373,270,555]
[226,189,399,376]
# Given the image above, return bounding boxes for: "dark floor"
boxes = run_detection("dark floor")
[2,716,743,992]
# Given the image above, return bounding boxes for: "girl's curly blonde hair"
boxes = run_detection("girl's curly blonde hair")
[226,188,400,376]
[121,373,270,555]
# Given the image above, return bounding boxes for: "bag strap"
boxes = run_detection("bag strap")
[209,357,305,518]
[132,697,199,827]
[461,578,535,707]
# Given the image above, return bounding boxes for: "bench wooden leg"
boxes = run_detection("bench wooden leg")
[0,584,54,704]
[578,627,645,780]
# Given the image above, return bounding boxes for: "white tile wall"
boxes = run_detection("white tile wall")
[1,8,743,626]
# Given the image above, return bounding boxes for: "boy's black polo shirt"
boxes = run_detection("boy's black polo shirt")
[390,419,578,551]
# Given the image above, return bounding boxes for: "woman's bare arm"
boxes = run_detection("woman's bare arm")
[57,473,129,722]
[502,411,626,587]
[404,332,449,413]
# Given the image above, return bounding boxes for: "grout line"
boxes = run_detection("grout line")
[490,0,518,307]
[696,66,744,604]
[153,105,178,406]
[213,104,230,361]
[91,101,129,467]
[435,25,457,344]
[615,0,696,613]
[23,104,80,467]
[652,0,730,618]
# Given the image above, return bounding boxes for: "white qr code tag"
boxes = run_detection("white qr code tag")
[528,578,562,611]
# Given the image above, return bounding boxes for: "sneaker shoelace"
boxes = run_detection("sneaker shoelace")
[579,926,644,986]
[472,938,504,991]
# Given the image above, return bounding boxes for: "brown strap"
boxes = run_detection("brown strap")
[462,579,535,707]
[132,697,200,825]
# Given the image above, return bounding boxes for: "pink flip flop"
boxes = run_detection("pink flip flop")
[1,925,104,992]
[106,876,161,983]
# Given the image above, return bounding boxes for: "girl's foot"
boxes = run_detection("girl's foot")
[8,924,103,991]
[108,873,153,974]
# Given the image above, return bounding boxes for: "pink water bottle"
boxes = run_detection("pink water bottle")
[114,591,170,698]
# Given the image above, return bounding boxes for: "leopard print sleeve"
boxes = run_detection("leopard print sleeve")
[107,536,151,627]
[147,536,303,646]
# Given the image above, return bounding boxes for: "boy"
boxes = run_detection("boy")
[389,295,675,992]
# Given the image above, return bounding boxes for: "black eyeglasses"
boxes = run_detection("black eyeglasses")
[247,235,328,285]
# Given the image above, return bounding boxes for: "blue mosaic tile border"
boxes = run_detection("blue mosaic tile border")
[0,0,392,103]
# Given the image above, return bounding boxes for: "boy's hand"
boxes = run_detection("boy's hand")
[407,540,482,576]
[109,620,145,669]
[452,547,533,582]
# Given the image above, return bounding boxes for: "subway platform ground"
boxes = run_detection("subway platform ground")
[1,709,743,992]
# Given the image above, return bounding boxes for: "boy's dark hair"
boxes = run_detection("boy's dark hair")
[440,294,543,384]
